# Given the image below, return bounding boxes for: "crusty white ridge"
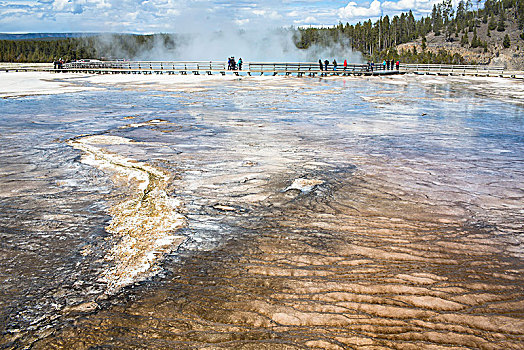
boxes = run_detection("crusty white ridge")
[68,135,186,294]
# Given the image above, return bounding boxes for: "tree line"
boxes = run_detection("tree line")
[0,34,177,63]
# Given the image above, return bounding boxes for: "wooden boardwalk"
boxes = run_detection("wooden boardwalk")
[1,61,522,79]
[399,63,524,79]
[0,61,398,77]
[58,61,399,77]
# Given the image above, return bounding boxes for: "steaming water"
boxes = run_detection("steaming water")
[1,75,523,348]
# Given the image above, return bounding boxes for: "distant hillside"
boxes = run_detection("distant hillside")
[295,0,524,69]
[0,33,99,41]
[399,6,524,69]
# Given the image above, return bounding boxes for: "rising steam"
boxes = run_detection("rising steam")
[89,27,363,63]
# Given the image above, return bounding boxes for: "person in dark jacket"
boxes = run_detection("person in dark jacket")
[319,59,323,71]
[333,59,337,71]
[324,59,329,71]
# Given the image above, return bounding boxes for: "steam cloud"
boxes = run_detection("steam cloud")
[92,27,363,63]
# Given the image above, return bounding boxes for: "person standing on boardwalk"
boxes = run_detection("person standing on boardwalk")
[238,58,243,70]
[324,59,329,72]
[319,59,323,72]
[386,60,390,70]
[396,60,400,70]
[343,59,347,71]
[333,59,337,71]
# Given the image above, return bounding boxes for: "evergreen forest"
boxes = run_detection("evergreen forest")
[0,34,177,63]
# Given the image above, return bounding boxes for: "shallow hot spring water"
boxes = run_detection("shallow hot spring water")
[0,75,523,349]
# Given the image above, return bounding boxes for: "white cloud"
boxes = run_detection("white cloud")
[382,0,438,12]
[338,0,382,19]
[166,8,179,15]
[293,16,316,24]
[382,0,414,10]
[234,18,250,25]
[93,0,110,9]
[52,0,68,11]
[0,0,446,33]
[2,0,38,5]
[251,9,282,20]
[338,0,444,21]
[0,8,25,17]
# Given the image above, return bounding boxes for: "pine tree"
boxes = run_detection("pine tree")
[461,33,470,46]
[471,27,480,47]
[518,0,524,29]
[503,33,511,47]
[456,0,467,26]
[488,16,497,30]
[497,8,506,31]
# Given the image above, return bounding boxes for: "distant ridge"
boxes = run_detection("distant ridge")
[0,33,101,40]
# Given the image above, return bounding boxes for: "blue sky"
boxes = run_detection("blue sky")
[0,0,442,33]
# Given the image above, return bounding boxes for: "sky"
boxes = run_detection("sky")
[0,0,443,33]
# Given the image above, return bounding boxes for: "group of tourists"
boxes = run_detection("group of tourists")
[386,59,400,70]
[318,58,400,74]
[53,58,64,69]
[367,60,400,72]
[227,57,242,70]
[319,59,347,72]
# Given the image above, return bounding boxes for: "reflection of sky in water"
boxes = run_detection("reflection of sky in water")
[0,76,523,345]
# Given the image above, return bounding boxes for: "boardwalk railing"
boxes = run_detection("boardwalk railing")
[65,61,227,71]
[400,63,505,74]
[247,62,369,73]
[62,61,511,75]
[8,60,517,79]
[63,60,373,74]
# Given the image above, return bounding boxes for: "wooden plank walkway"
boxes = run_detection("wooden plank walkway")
[400,63,524,79]
[1,61,397,76]
[1,61,522,79]
[53,61,399,77]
